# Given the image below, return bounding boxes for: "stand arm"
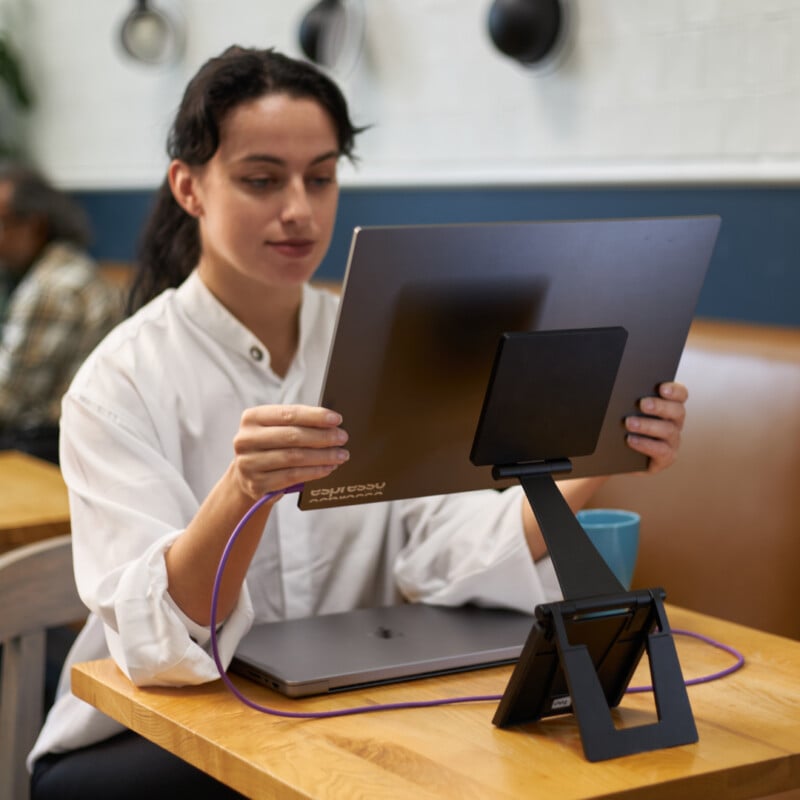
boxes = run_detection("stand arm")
[514,469,624,599]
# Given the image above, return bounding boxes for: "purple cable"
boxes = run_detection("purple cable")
[209,485,500,718]
[625,627,745,693]
[210,490,745,718]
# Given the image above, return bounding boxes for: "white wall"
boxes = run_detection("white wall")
[2,0,800,189]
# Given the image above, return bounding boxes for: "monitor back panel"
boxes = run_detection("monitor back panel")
[300,216,720,510]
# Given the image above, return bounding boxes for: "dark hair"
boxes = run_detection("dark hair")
[129,46,363,313]
[0,162,92,248]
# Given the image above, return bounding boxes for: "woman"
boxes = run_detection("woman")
[30,46,687,798]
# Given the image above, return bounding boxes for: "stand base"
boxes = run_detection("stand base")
[493,589,698,762]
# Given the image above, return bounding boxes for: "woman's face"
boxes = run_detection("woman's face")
[178,92,341,295]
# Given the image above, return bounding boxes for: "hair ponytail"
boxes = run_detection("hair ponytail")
[127,180,199,314]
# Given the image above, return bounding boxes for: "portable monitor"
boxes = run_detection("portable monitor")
[299,216,720,510]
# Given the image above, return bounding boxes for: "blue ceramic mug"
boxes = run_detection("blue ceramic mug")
[576,509,640,590]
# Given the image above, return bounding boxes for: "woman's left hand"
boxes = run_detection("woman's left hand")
[624,381,688,474]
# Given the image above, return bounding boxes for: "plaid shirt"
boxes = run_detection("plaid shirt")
[0,242,124,430]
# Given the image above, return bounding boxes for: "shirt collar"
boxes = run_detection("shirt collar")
[175,270,323,379]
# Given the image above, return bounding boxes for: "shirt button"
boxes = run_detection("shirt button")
[249,346,264,362]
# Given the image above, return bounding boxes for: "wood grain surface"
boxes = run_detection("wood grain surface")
[0,450,69,554]
[72,605,800,800]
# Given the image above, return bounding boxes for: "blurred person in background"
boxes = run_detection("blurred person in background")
[0,162,123,463]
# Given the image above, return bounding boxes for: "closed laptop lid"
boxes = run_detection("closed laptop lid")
[230,603,535,698]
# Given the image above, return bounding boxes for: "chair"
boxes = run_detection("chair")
[0,535,86,800]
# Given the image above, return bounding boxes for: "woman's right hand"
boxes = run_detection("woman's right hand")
[231,404,350,500]
[165,403,347,625]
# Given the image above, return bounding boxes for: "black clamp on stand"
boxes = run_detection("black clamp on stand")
[471,327,697,762]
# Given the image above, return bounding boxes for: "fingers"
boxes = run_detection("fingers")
[658,381,689,404]
[624,382,688,474]
[639,384,687,429]
[236,405,348,452]
[624,428,678,473]
[233,405,350,498]
[241,404,344,433]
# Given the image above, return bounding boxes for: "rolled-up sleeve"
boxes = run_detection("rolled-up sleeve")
[102,532,254,686]
[63,388,254,687]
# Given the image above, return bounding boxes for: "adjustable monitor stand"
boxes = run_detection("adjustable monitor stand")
[471,328,698,762]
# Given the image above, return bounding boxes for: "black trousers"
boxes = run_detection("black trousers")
[31,730,247,800]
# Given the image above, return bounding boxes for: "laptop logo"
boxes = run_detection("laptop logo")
[373,626,403,639]
[308,482,387,503]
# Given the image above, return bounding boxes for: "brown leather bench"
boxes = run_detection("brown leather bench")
[591,318,800,640]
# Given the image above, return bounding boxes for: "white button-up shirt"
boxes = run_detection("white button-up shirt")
[29,271,559,765]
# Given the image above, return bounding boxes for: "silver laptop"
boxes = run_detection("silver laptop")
[230,603,535,698]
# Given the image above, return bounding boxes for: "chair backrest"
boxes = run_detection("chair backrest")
[0,534,86,800]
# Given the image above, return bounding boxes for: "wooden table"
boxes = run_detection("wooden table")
[0,450,69,555]
[71,605,800,799]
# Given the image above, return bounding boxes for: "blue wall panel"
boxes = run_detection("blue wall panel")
[75,186,800,327]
